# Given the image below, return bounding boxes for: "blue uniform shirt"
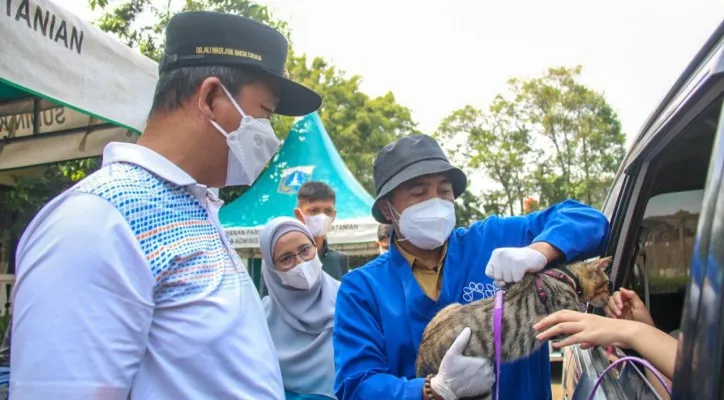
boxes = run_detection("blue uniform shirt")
[333,200,610,400]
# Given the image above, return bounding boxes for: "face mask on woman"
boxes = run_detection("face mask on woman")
[389,198,456,250]
[274,255,323,290]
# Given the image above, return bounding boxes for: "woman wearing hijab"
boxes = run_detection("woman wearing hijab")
[259,217,340,400]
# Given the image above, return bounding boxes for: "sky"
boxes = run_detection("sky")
[61,0,724,191]
[62,0,724,145]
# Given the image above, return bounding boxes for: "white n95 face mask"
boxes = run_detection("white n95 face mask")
[274,255,323,290]
[391,198,456,250]
[207,85,280,187]
[303,213,334,237]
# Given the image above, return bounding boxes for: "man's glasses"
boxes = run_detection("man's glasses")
[274,243,317,269]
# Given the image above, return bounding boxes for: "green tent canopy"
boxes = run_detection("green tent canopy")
[220,112,379,256]
[0,0,158,185]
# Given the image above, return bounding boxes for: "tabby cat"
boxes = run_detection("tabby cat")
[415,257,612,399]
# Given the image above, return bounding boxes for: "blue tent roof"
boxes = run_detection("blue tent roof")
[220,112,375,228]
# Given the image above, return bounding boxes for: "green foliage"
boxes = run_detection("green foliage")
[0,312,9,340]
[437,66,626,215]
[283,51,419,193]
[513,66,626,207]
[437,96,535,216]
[1,0,419,242]
[93,0,291,62]
[454,190,486,227]
[91,0,418,198]
[1,158,99,238]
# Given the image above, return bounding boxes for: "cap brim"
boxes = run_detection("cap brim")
[372,159,467,223]
[269,73,322,117]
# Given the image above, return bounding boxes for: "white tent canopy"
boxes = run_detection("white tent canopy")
[0,0,158,182]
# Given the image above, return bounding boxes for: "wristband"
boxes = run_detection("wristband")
[424,374,439,400]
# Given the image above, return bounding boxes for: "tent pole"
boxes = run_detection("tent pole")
[32,98,40,136]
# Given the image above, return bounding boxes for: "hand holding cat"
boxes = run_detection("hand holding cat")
[485,246,548,284]
[604,288,655,326]
[430,327,495,400]
[533,310,634,350]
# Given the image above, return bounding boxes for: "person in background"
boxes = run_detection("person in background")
[10,11,321,399]
[260,217,339,400]
[294,181,349,280]
[333,134,610,400]
[376,224,393,255]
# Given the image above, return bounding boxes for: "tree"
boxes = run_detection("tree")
[0,0,417,270]
[454,190,486,227]
[437,66,626,214]
[88,0,419,197]
[282,52,419,193]
[2,163,92,238]
[0,158,99,273]
[513,66,626,208]
[436,97,535,216]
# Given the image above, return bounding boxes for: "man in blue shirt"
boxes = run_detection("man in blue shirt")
[333,134,610,400]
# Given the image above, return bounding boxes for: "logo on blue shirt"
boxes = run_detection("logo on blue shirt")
[462,281,500,303]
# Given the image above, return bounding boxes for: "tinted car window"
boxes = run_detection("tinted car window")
[641,190,702,294]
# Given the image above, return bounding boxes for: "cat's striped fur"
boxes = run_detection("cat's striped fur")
[415,257,612,399]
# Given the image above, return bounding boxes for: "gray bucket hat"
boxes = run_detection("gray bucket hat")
[372,134,467,223]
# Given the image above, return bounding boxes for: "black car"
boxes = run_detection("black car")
[561,19,724,400]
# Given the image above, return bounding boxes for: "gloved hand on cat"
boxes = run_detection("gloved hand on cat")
[485,247,548,284]
[430,327,495,400]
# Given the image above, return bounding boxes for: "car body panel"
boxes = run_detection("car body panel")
[561,20,724,400]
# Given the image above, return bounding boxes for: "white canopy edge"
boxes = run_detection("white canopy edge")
[0,126,136,175]
[0,0,158,133]
[225,216,379,249]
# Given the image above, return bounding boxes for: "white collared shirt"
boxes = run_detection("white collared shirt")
[10,143,284,399]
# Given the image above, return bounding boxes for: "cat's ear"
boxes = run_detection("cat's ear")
[590,256,613,271]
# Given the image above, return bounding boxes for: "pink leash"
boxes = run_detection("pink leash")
[493,290,504,400]
[587,356,671,399]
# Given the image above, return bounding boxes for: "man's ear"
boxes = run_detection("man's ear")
[293,208,305,222]
[380,201,393,222]
[197,77,223,121]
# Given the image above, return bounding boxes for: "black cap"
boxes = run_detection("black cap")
[372,134,467,223]
[160,11,321,117]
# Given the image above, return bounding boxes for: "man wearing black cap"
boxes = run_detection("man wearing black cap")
[11,12,320,399]
[333,134,610,399]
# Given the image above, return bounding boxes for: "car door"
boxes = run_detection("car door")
[562,21,724,399]
[671,102,724,399]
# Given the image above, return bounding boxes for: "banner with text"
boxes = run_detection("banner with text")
[0,0,158,132]
[225,217,379,249]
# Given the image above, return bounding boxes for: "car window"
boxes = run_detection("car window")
[641,190,702,294]
[576,94,722,400]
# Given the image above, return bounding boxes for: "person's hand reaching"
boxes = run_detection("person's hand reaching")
[604,288,655,326]
[533,310,634,350]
